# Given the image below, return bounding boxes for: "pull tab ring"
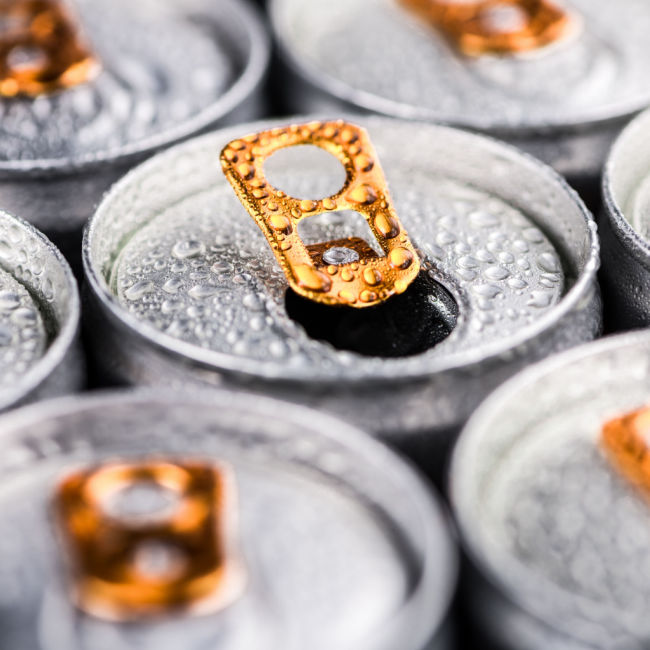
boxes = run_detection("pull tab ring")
[221,120,421,308]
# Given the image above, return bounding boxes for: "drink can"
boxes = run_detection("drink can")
[0,208,81,411]
[269,0,650,190]
[601,107,650,331]
[83,116,601,476]
[451,331,650,649]
[0,0,269,265]
[0,388,456,649]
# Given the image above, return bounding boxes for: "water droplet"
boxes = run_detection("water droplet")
[389,247,413,270]
[498,252,515,264]
[163,278,183,294]
[363,268,382,286]
[300,200,318,213]
[0,291,19,310]
[527,291,553,308]
[347,184,377,205]
[458,255,479,269]
[355,154,374,172]
[507,278,528,289]
[476,250,495,263]
[161,300,184,314]
[125,281,154,300]
[189,284,218,299]
[537,252,560,273]
[243,294,264,311]
[436,231,456,246]
[523,228,544,243]
[360,290,377,303]
[473,284,501,298]
[269,215,292,234]
[323,247,359,266]
[11,307,36,325]
[484,266,510,281]
[374,213,400,239]
[294,265,332,292]
[172,240,205,260]
[469,211,500,228]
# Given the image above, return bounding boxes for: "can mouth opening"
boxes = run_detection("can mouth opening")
[284,271,458,358]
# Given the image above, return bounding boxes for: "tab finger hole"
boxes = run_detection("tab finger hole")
[263,144,347,201]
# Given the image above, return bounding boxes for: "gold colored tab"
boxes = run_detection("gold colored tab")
[221,121,421,308]
[0,0,100,97]
[400,0,575,57]
[601,407,650,499]
[55,460,245,621]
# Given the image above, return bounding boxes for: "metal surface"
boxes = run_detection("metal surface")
[0,0,269,255]
[451,331,650,649]
[0,209,81,411]
[83,116,600,452]
[270,0,650,182]
[601,107,650,331]
[0,389,456,650]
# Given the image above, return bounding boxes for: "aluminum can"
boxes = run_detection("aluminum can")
[269,0,650,190]
[0,0,269,266]
[601,107,650,332]
[451,331,650,650]
[83,116,601,475]
[0,388,456,650]
[0,208,81,412]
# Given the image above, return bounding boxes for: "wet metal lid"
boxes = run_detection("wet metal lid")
[0,389,456,649]
[0,209,79,410]
[84,116,598,384]
[0,0,269,175]
[271,0,650,133]
[451,332,650,647]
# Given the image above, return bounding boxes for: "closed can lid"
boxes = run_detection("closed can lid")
[0,389,456,649]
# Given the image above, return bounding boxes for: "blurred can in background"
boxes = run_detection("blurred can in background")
[269,0,650,196]
[0,0,269,266]
[83,116,600,478]
[0,389,456,650]
[0,209,81,412]
[452,331,650,650]
[601,107,650,331]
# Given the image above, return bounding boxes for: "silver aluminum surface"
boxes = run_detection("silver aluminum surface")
[0,210,81,411]
[601,107,650,331]
[270,0,650,182]
[0,389,456,650]
[0,0,269,250]
[451,332,650,650]
[83,116,601,444]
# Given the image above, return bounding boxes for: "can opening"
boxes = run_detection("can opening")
[285,271,458,357]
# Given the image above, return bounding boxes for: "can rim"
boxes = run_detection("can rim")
[0,386,458,650]
[0,0,270,179]
[450,330,650,645]
[269,0,648,136]
[83,116,600,386]
[602,106,650,270]
[0,210,80,411]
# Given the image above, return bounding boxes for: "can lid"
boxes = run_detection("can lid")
[451,332,650,647]
[0,0,269,174]
[0,0,100,98]
[271,0,650,132]
[0,389,456,650]
[221,121,420,308]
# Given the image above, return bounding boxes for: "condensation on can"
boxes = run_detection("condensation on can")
[83,116,601,475]
[0,209,81,411]
[0,388,456,650]
[451,332,650,650]
[269,0,650,187]
[0,0,269,264]
[601,107,650,332]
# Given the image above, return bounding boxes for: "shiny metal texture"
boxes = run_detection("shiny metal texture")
[270,0,650,184]
[0,388,456,650]
[601,107,650,331]
[0,209,81,411]
[451,331,650,650]
[83,116,600,467]
[0,0,269,260]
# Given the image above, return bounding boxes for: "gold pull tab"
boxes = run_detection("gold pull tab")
[400,0,576,56]
[601,407,650,498]
[0,0,100,97]
[55,460,246,621]
[221,121,421,308]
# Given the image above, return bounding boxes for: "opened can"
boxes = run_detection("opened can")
[0,208,81,412]
[0,388,456,649]
[451,331,650,649]
[83,116,600,475]
[270,0,650,191]
[601,106,650,332]
[0,0,269,265]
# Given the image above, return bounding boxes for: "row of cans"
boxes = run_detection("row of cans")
[4,0,650,648]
